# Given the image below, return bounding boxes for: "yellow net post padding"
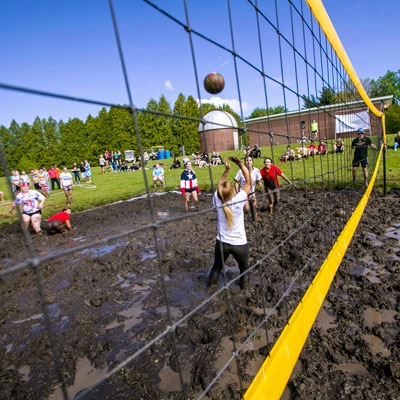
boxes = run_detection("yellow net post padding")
[244,1,387,398]
[244,146,383,400]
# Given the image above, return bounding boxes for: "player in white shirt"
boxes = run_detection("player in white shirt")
[59,167,74,205]
[234,155,263,221]
[208,157,251,290]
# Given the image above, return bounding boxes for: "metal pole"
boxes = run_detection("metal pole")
[381,100,387,195]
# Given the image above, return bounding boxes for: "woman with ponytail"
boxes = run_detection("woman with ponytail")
[208,156,251,290]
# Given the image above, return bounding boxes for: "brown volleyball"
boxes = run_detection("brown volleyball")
[204,72,225,94]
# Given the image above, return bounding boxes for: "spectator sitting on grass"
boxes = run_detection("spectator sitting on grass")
[194,154,201,167]
[120,161,129,171]
[296,142,309,158]
[153,163,165,189]
[318,140,327,155]
[308,141,318,156]
[211,152,222,166]
[169,157,181,170]
[251,144,261,158]
[284,146,296,161]
[129,161,140,171]
[334,138,345,153]
[198,152,210,168]
[182,155,190,166]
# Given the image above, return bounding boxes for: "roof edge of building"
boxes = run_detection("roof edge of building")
[243,95,393,124]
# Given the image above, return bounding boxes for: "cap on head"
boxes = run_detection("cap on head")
[357,128,365,135]
[21,183,29,187]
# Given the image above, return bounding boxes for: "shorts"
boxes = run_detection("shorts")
[335,148,343,153]
[34,183,41,190]
[40,184,48,191]
[184,188,196,193]
[41,220,65,232]
[23,210,42,217]
[263,181,279,191]
[352,158,368,168]
[63,185,72,191]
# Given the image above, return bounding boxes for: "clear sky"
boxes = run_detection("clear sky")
[0,0,398,127]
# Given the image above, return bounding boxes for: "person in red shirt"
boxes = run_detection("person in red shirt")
[317,140,327,155]
[260,157,294,214]
[308,140,318,156]
[41,206,75,234]
[48,166,60,190]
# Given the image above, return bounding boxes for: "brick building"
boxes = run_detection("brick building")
[198,110,239,153]
[244,96,392,147]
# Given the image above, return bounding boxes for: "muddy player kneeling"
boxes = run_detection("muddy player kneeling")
[41,206,75,234]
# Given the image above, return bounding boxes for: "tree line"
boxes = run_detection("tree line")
[0,93,241,173]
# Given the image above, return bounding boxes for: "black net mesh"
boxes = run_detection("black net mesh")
[0,1,384,399]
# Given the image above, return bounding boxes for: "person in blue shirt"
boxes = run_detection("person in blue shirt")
[153,163,165,189]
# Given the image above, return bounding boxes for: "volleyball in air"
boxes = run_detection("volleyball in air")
[203,72,225,94]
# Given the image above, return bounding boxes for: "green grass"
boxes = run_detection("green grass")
[0,134,398,224]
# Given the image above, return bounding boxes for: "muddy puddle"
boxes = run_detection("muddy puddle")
[0,190,399,399]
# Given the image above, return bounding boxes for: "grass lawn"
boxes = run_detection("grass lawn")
[0,134,398,225]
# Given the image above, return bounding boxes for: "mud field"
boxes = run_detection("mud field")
[0,189,399,399]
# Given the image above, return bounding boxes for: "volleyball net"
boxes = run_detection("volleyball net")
[0,0,386,399]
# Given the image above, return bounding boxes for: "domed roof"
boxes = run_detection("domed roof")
[198,110,238,132]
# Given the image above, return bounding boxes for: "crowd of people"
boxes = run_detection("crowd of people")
[4,128,385,247]
[188,152,223,168]
[9,161,93,197]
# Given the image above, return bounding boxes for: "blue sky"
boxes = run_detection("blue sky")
[0,0,399,127]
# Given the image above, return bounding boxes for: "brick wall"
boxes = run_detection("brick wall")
[247,100,384,147]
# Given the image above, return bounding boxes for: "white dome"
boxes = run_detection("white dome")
[198,110,238,132]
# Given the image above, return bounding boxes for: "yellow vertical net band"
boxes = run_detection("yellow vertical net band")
[244,1,386,398]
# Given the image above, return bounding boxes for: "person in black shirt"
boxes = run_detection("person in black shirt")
[348,128,377,187]
[169,157,181,170]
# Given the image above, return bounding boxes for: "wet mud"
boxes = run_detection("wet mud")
[0,189,399,399]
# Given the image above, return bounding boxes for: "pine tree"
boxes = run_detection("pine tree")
[59,118,87,166]
[108,107,136,155]
[0,120,22,169]
[183,95,201,154]
[42,117,60,166]
[156,95,173,151]
[172,93,187,155]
